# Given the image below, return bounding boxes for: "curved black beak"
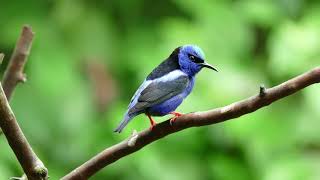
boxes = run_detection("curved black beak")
[200,62,218,72]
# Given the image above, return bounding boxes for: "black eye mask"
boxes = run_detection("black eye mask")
[188,54,204,64]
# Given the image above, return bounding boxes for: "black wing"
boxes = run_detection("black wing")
[146,47,181,80]
[128,74,189,115]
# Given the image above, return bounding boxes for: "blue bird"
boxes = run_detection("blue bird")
[114,45,217,133]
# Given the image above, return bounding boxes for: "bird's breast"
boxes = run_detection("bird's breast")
[182,76,195,97]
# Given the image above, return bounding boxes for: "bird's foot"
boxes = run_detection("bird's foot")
[149,122,157,131]
[170,112,183,116]
[146,114,157,131]
[170,112,183,125]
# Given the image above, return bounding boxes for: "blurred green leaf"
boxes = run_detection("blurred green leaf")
[0,0,319,179]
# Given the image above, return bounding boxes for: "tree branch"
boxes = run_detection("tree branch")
[0,25,33,136]
[0,83,48,179]
[2,25,33,100]
[0,25,34,135]
[62,67,320,180]
[0,26,48,179]
[0,53,4,135]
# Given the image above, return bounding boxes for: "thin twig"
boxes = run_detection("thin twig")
[0,83,48,179]
[62,67,320,180]
[0,53,4,135]
[259,84,266,97]
[0,26,48,179]
[2,25,33,100]
[0,26,33,135]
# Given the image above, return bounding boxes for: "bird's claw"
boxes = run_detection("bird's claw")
[170,117,177,126]
[149,121,157,131]
[170,112,183,125]
[146,114,157,131]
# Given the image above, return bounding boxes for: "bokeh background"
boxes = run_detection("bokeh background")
[0,0,320,179]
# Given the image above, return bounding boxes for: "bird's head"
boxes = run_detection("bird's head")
[178,45,217,76]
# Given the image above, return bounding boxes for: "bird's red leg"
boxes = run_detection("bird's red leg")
[146,114,156,130]
[170,111,183,125]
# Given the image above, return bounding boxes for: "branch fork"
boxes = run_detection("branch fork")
[0,25,48,180]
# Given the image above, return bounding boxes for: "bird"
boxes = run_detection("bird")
[114,44,217,133]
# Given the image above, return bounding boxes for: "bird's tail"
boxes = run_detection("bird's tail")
[114,113,133,133]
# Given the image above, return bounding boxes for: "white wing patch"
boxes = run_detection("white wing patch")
[156,70,186,83]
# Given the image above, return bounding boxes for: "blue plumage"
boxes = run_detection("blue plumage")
[114,45,217,133]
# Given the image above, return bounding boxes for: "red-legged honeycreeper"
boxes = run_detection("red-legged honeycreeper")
[114,45,218,133]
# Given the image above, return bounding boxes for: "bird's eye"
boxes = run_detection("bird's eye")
[189,55,195,61]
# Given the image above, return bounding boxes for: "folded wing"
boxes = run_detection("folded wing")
[128,74,189,115]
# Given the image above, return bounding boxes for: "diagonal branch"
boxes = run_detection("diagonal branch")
[0,25,33,136]
[2,25,33,100]
[0,26,48,179]
[0,83,48,180]
[62,67,320,180]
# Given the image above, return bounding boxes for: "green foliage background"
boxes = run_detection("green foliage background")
[0,0,320,179]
